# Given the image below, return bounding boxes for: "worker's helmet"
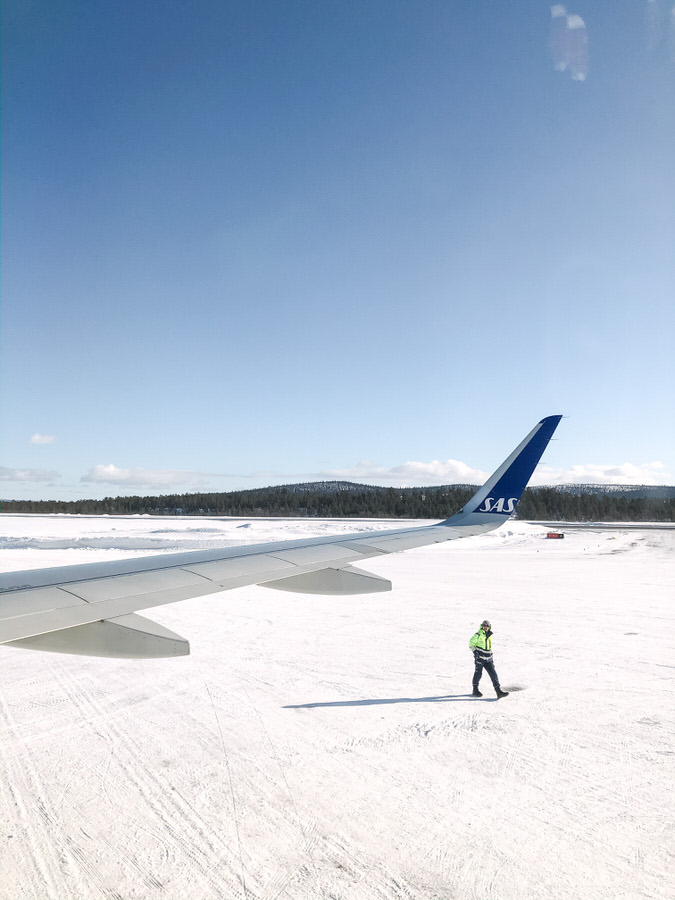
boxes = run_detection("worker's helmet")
[481,619,491,628]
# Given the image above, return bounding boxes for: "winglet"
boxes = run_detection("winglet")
[442,415,562,527]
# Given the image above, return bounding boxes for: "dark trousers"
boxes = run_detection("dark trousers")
[473,655,501,691]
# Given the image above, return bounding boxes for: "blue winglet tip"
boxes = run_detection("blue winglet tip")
[439,414,564,526]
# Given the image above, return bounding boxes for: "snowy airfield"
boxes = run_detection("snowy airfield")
[1,514,674,900]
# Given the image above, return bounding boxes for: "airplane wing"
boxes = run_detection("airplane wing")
[0,415,562,658]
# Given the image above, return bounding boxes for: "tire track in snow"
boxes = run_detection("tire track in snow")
[342,712,501,753]
[200,673,249,900]
[1,684,124,900]
[56,663,246,898]
[45,666,180,896]
[51,662,245,899]
[4,678,194,752]
[241,686,321,899]
[383,874,419,900]
[0,691,68,900]
[316,834,420,900]
[59,762,166,896]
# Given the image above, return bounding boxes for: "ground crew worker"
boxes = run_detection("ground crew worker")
[469,620,509,698]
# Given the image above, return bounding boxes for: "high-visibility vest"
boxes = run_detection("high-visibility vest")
[469,630,492,653]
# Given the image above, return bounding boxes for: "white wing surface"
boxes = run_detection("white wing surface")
[0,416,561,658]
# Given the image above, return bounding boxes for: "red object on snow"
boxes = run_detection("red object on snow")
[546,532,565,539]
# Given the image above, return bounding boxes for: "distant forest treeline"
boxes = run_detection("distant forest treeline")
[3,483,675,521]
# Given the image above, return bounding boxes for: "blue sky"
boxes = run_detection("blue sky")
[2,1,674,500]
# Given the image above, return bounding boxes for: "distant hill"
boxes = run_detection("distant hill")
[266,480,479,495]
[2,482,674,521]
[545,484,675,500]
[261,481,675,501]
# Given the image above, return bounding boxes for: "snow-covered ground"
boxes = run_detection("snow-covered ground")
[1,514,674,900]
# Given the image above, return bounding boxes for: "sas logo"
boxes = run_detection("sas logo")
[476,497,518,514]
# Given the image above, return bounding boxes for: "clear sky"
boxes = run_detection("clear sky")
[2,1,674,501]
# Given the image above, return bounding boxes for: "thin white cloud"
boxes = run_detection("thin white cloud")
[80,464,221,488]
[29,433,56,444]
[1,466,60,483]
[315,459,490,487]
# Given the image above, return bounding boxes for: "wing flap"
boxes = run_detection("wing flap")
[60,567,210,604]
[181,553,296,583]
[1,586,89,618]
[267,545,360,566]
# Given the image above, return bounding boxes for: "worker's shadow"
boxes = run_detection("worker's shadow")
[283,694,498,709]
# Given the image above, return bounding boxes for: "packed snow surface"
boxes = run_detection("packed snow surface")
[1,515,674,900]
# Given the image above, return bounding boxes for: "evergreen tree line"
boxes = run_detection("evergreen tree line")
[515,488,674,522]
[3,485,674,521]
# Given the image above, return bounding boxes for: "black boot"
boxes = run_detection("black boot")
[496,689,509,698]
[472,687,482,697]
